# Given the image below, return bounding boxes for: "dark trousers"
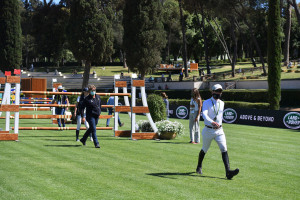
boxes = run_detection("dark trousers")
[82,116,99,146]
[106,108,121,126]
[55,107,65,127]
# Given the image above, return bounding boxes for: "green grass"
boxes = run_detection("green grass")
[0,111,299,199]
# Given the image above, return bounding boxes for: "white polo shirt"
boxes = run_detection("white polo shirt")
[202,97,224,126]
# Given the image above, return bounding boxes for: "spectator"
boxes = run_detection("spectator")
[30,63,34,72]
[106,96,124,127]
[161,92,169,120]
[179,71,183,81]
[189,88,202,144]
[80,85,101,148]
[168,72,172,82]
[149,76,154,82]
[53,85,69,129]
[74,88,92,142]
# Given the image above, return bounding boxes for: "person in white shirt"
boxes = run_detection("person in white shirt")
[189,88,202,144]
[74,88,91,142]
[196,84,239,179]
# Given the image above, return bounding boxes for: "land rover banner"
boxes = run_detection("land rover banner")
[167,104,299,129]
[222,108,300,130]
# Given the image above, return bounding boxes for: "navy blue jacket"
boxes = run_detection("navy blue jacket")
[81,94,101,118]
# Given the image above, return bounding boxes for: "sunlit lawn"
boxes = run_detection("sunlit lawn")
[0,111,299,199]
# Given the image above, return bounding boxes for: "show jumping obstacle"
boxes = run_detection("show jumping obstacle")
[130,80,158,140]
[0,70,21,141]
[1,74,158,140]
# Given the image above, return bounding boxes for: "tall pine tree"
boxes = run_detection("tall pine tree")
[67,0,113,88]
[123,0,166,78]
[267,0,282,110]
[0,0,22,73]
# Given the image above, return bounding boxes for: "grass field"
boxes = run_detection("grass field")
[0,111,299,200]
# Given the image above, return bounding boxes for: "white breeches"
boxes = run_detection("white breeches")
[201,126,227,153]
[76,115,89,130]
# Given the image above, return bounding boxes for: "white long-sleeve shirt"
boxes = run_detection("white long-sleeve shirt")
[202,97,224,126]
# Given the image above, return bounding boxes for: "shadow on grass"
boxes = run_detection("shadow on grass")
[154,141,187,145]
[146,172,226,180]
[20,135,74,138]
[44,144,81,147]
[44,139,71,141]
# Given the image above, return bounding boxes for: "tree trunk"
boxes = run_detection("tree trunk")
[208,18,232,64]
[179,0,188,77]
[250,48,257,68]
[82,60,91,89]
[230,19,237,77]
[197,8,211,75]
[283,2,292,66]
[288,0,300,25]
[168,28,171,63]
[234,9,267,75]
[122,51,127,68]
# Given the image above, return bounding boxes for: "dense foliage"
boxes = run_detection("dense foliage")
[267,0,282,110]
[123,0,166,78]
[147,94,166,122]
[67,0,113,88]
[0,0,22,73]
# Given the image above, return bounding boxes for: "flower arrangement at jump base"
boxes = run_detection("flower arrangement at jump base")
[137,120,185,140]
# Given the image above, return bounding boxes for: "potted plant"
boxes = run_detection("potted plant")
[137,120,154,132]
[155,120,184,140]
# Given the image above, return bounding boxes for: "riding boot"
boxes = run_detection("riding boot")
[76,130,79,141]
[196,149,205,174]
[222,151,239,179]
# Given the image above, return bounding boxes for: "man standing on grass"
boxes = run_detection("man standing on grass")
[196,84,239,179]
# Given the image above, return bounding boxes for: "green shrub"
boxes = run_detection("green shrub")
[137,120,154,132]
[224,101,269,109]
[147,94,166,122]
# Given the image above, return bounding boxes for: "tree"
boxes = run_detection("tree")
[0,0,22,73]
[178,0,189,77]
[268,0,282,110]
[286,0,300,25]
[161,0,181,64]
[68,0,113,88]
[123,0,166,79]
[32,3,69,65]
[283,1,292,66]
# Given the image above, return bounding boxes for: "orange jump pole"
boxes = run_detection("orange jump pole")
[20,91,130,96]
[12,127,113,130]
[20,104,113,108]
[1,115,113,119]
[20,99,52,102]
[19,107,51,111]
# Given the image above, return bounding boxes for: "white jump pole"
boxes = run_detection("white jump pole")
[141,86,158,133]
[123,86,131,117]
[3,82,12,131]
[14,82,20,134]
[131,83,136,138]
[114,86,119,132]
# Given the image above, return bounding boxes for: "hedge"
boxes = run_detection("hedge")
[151,89,300,106]
[168,99,269,110]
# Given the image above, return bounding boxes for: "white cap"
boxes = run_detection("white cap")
[211,84,223,91]
[57,85,63,89]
